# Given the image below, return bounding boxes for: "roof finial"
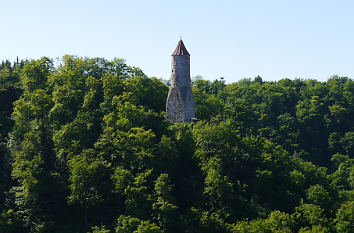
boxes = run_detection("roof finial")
[180,33,182,40]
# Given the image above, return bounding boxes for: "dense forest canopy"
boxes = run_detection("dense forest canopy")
[0,56,353,233]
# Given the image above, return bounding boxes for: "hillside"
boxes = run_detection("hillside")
[0,56,353,233]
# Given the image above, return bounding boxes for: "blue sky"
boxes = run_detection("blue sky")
[1,0,354,82]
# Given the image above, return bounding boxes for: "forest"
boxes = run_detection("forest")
[0,56,353,233]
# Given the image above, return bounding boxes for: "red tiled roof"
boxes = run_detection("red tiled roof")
[171,39,190,56]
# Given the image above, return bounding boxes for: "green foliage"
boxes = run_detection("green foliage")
[0,209,23,233]
[0,57,353,232]
[20,57,52,92]
[90,225,111,233]
[232,211,295,233]
[68,149,112,207]
[340,132,354,156]
[134,220,164,233]
[115,215,164,233]
[294,203,328,227]
[330,154,353,191]
[153,174,177,228]
[305,185,331,210]
[298,225,329,233]
[334,201,354,233]
[116,215,141,233]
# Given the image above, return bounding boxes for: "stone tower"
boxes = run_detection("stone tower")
[166,39,195,122]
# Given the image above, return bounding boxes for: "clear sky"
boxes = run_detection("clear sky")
[1,0,354,82]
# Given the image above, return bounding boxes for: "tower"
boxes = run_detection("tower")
[166,39,195,122]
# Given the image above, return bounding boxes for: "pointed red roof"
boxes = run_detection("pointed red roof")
[171,39,190,56]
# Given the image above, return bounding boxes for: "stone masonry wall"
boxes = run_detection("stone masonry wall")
[166,54,195,122]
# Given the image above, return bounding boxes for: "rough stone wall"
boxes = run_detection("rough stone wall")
[166,54,195,122]
[165,83,185,122]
